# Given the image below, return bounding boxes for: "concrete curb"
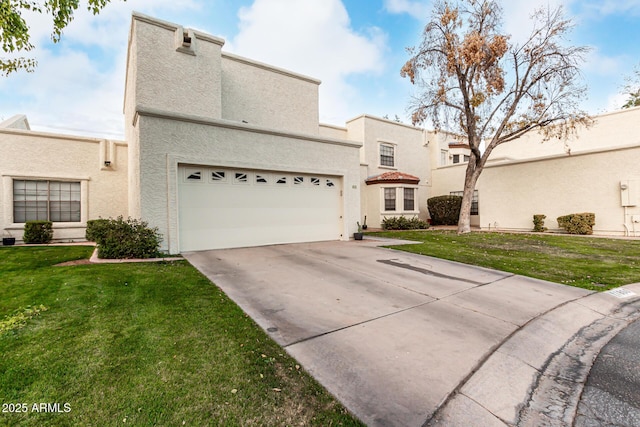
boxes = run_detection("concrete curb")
[89,247,183,263]
[426,283,640,426]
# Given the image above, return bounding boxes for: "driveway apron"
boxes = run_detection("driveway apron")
[183,240,591,426]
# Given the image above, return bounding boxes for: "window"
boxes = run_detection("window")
[380,144,395,167]
[311,177,320,186]
[211,171,226,181]
[186,171,202,181]
[384,188,396,211]
[276,176,287,185]
[441,150,448,166]
[255,174,268,184]
[450,190,479,215]
[294,176,304,185]
[234,173,248,184]
[13,180,81,223]
[404,188,415,211]
[452,154,469,164]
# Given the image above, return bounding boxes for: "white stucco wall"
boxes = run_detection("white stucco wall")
[124,13,225,123]
[0,115,30,130]
[133,111,362,253]
[0,129,128,242]
[348,115,431,228]
[221,53,321,135]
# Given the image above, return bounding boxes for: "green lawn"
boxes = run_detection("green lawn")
[0,246,362,427]
[370,230,640,291]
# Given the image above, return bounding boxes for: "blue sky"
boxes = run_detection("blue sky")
[1,0,639,138]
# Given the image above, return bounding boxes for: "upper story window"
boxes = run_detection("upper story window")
[13,179,81,223]
[380,143,395,167]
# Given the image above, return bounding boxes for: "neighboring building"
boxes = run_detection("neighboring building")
[432,107,640,235]
[0,114,128,243]
[1,13,639,252]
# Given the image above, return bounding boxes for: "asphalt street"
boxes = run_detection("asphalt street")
[574,318,640,427]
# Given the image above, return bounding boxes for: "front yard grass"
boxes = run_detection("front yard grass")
[0,246,362,426]
[370,230,640,291]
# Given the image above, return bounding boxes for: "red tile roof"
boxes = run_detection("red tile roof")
[365,171,420,185]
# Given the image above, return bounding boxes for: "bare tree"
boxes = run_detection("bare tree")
[401,0,591,233]
[622,66,640,109]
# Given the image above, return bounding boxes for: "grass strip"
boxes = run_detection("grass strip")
[0,246,362,426]
[369,230,640,291]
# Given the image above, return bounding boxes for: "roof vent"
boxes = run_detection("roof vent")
[182,32,192,47]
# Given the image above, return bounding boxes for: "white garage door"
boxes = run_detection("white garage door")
[178,166,343,251]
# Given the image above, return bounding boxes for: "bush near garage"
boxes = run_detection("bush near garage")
[427,195,462,226]
[382,216,429,230]
[89,216,162,259]
[557,213,595,235]
[23,220,53,244]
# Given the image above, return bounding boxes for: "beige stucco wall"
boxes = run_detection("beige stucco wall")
[432,145,640,235]
[221,53,321,135]
[491,107,640,161]
[319,123,348,140]
[478,146,640,235]
[0,129,128,242]
[133,111,361,253]
[348,115,430,228]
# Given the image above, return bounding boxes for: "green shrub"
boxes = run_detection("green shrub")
[85,218,110,242]
[382,216,429,230]
[23,221,53,244]
[427,195,462,225]
[533,214,547,232]
[557,213,595,235]
[95,216,162,259]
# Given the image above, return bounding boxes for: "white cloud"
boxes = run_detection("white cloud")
[0,0,202,138]
[383,0,430,20]
[229,0,387,124]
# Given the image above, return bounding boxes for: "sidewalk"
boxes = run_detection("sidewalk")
[427,283,640,426]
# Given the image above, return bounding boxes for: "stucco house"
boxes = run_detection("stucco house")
[1,13,639,253]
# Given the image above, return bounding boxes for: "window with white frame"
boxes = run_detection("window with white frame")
[441,150,448,166]
[450,190,479,215]
[384,188,396,211]
[380,143,395,167]
[13,179,81,223]
[403,188,416,211]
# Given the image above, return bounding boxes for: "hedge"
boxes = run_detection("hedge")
[427,195,462,226]
[532,214,547,232]
[88,216,162,259]
[381,216,429,230]
[557,213,595,235]
[23,221,53,244]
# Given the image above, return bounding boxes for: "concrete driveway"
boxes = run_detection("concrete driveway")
[183,239,640,426]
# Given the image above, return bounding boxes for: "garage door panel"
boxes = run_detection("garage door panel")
[178,166,342,251]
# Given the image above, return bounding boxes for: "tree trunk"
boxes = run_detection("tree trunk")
[457,165,481,234]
